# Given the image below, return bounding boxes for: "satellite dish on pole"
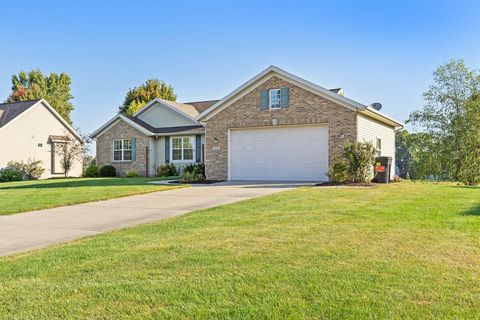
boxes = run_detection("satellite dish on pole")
[370,102,382,111]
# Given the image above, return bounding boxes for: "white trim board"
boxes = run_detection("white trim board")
[134,99,200,124]
[196,65,403,129]
[90,114,153,139]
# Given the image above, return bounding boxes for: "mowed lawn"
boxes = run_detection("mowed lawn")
[0,177,180,215]
[1,182,480,319]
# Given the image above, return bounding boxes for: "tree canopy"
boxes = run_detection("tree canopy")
[119,79,177,115]
[6,69,75,124]
[406,59,480,183]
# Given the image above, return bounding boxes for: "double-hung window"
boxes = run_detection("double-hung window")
[171,136,194,162]
[113,139,132,161]
[269,89,281,109]
[376,138,382,157]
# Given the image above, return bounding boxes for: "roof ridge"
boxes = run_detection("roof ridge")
[184,99,220,104]
[0,99,41,106]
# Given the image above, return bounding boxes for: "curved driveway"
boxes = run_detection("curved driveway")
[0,181,305,257]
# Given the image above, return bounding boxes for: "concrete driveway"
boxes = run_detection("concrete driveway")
[0,181,305,257]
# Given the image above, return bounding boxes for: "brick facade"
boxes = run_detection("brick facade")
[96,120,150,176]
[203,76,357,180]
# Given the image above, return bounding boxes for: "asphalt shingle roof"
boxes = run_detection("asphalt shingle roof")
[0,100,41,128]
[184,100,220,113]
[124,115,204,134]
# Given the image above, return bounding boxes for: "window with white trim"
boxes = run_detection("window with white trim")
[171,136,194,162]
[113,139,132,161]
[269,89,281,109]
[376,138,382,157]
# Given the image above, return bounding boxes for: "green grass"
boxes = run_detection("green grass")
[0,177,181,215]
[1,182,480,319]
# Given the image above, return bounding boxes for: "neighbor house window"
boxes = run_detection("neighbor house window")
[171,136,194,162]
[113,139,132,161]
[269,89,281,109]
[376,138,382,157]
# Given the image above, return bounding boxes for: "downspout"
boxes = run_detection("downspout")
[145,146,149,177]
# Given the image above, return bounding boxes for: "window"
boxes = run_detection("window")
[171,136,194,162]
[376,138,382,157]
[37,143,43,147]
[113,139,132,161]
[269,89,281,109]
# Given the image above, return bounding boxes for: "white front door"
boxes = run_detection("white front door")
[229,125,329,181]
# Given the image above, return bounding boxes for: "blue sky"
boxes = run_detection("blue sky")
[1,0,479,135]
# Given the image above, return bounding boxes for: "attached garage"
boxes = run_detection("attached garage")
[229,125,329,181]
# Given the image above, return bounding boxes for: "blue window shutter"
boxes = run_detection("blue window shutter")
[280,87,289,108]
[261,90,269,110]
[165,136,170,163]
[131,138,136,161]
[195,135,201,163]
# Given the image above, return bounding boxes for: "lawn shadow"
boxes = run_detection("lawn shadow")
[461,203,480,216]
[0,178,155,190]
[448,185,480,190]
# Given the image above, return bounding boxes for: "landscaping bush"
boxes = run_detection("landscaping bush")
[99,165,116,177]
[180,171,206,183]
[7,159,45,180]
[179,163,206,182]
[0,167,24,182]
[343,141,376,183]
[182,163,205,177]
[327,157,349,183]
[125,169,139,177]
[327,141,376,183]
[156,163,178,177]
[84,165,99,177]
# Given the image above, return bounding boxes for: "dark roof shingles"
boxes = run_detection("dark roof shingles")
[124,115,204,134]
[0,100,41,128]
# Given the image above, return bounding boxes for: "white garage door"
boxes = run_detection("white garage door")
[229,125,329,181]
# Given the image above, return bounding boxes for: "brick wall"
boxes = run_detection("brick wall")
[96,120,150,176]
[203,76,357,180]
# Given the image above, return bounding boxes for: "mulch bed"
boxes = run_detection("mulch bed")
[168,180,224,185]
[315,181,377,187]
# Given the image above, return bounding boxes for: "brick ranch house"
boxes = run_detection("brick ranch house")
[91,66,403,181]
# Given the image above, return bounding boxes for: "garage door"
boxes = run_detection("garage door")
[229,125,329,181]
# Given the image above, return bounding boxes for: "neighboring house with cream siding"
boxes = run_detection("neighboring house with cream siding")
[92,66,403,180]
[0,99,84,179]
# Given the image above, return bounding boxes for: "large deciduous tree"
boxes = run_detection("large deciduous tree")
[457,95,480,185]
[408,59,480,182]
[6,69,75,124]
[119,79,177,115]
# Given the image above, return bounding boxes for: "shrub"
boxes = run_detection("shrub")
[156,163,178,177]
[180,171,206,183]
[7,159,44,180]
[0,167,24,182]
[182,163,205,177]
[125,169,140,177]
[327,141,376,183]
[84,165,98,177]
[343,141,376,183]
[327,157,349,183]
[99,165,116,177]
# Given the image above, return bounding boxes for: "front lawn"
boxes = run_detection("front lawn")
[0,177,181,215]
[1,182,479,319]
